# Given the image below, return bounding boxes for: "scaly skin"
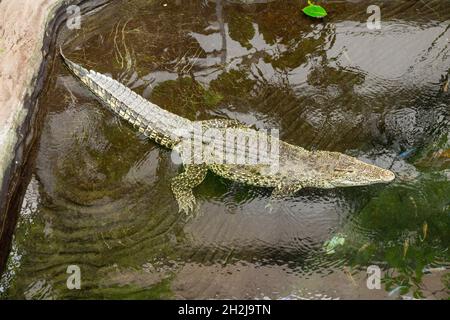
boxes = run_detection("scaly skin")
[61,51,395,216]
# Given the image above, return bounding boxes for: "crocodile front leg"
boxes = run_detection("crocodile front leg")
[266,183,303,212]
[271,183,303,199]
[171,164,208,215]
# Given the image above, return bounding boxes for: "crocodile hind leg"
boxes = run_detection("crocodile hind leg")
[170,118,242,215]
[171,164,208,215]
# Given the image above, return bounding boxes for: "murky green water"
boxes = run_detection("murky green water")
[1,0,449,299]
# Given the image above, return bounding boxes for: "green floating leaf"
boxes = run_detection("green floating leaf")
[302,1,328,18]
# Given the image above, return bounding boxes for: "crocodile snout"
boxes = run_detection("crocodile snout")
[380,169,396,182]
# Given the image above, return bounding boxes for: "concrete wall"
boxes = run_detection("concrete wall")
[0,0,108,272]
[0,0,65,272]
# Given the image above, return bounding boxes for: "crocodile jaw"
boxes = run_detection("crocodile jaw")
[330,163,395,187]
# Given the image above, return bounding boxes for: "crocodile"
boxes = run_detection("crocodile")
[61,50,395,215]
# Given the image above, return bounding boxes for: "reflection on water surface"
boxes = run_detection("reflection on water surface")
[1,0,449,299]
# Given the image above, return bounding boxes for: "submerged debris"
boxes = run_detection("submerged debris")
[323,234,346,254]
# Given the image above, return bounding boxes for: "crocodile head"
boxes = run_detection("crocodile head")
[327,153,395,187]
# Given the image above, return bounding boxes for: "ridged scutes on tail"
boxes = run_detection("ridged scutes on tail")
[60,46,89,79]
[60,48,192,148]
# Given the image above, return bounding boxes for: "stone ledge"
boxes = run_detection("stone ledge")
[0,0,109,272]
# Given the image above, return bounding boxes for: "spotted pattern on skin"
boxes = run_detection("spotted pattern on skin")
[61,52,396,216]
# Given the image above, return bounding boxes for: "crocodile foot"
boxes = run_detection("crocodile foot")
[173,189,197,216]
[171,164,208,216]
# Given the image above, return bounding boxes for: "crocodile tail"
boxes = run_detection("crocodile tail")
[60,47,89,79]
[58,48,192,148]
